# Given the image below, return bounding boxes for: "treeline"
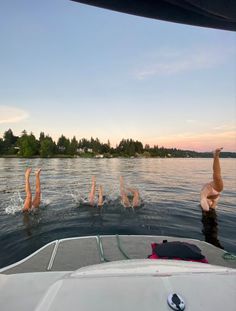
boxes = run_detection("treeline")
[0,129,235,158]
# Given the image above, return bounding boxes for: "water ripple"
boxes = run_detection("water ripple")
[0,158,235,268]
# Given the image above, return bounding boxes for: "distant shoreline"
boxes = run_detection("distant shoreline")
[1,129,236,159]
[1,153,236,159]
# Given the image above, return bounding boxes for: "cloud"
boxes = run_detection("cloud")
[212,124,236,131]
[0,106,29,124]
[134,46,236,79]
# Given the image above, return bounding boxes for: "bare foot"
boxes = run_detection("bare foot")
[213,148,223,157]
[35,168,41,176]
[25,168,32,178]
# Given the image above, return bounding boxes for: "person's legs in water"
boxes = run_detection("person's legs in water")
[23,168,32,211]
[98,185,104,208]
[32,168,41,208]
[210,148,223,192]
[128,188,140,208]
[89,176,96,206]
[201,209,224,249]
[119,176,131,208]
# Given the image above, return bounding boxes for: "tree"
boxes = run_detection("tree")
[17,132,38,157]
[134,140,143,154]
[117,138,143,156]
[57,135,70,154]
[40,136,55,157]
[143,151,151,158]
[69,136,78,155]
[0,138,4,155]
[39,132,45,142]
[78,138,90,151]
[100,143,110,154]
[3,129,18,154]
[91,137,101,153]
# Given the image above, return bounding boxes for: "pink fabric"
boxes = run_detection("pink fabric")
[148,243,209,263]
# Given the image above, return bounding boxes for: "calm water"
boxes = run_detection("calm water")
[0,158,235,268]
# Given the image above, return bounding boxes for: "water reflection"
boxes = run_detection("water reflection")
[1,158,235,268]
[201,209,224,249]
[23,210,41,237]
[23,213,32,236]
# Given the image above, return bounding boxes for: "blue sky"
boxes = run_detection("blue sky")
[0,0,236,151]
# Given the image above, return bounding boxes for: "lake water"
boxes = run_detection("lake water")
[0,158,235,268]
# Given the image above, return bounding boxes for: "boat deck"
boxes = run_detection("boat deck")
[1,235,236,274]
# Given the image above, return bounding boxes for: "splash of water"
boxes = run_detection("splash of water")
[4,186,143,215]
[5,192,24,214]
[5,192,51,215]
[68,188,84,206]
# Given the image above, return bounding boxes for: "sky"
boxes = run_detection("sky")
[0,0,236,151]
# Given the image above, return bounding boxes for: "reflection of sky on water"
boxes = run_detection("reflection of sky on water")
[0,158,235,268]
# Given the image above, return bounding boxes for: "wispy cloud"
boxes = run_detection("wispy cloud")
[134,46,236,80]
[186,119,197,124]
[0,105,29,124]
[212,124,236,131]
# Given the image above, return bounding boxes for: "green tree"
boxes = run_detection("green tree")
[57,135,70,154]
[39,132,45,143]
[0,138,4,155]
[18,132,38,157]
[69,136,78,155]
[143,151,151,157]
[117,138,143,156]
[40,136,55,157]
[101,143,110,154]
[134,140,143,154]
[91,137,101,153]
[128,142,135,156]
[3,129,18,154]
[78,138,91,152]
